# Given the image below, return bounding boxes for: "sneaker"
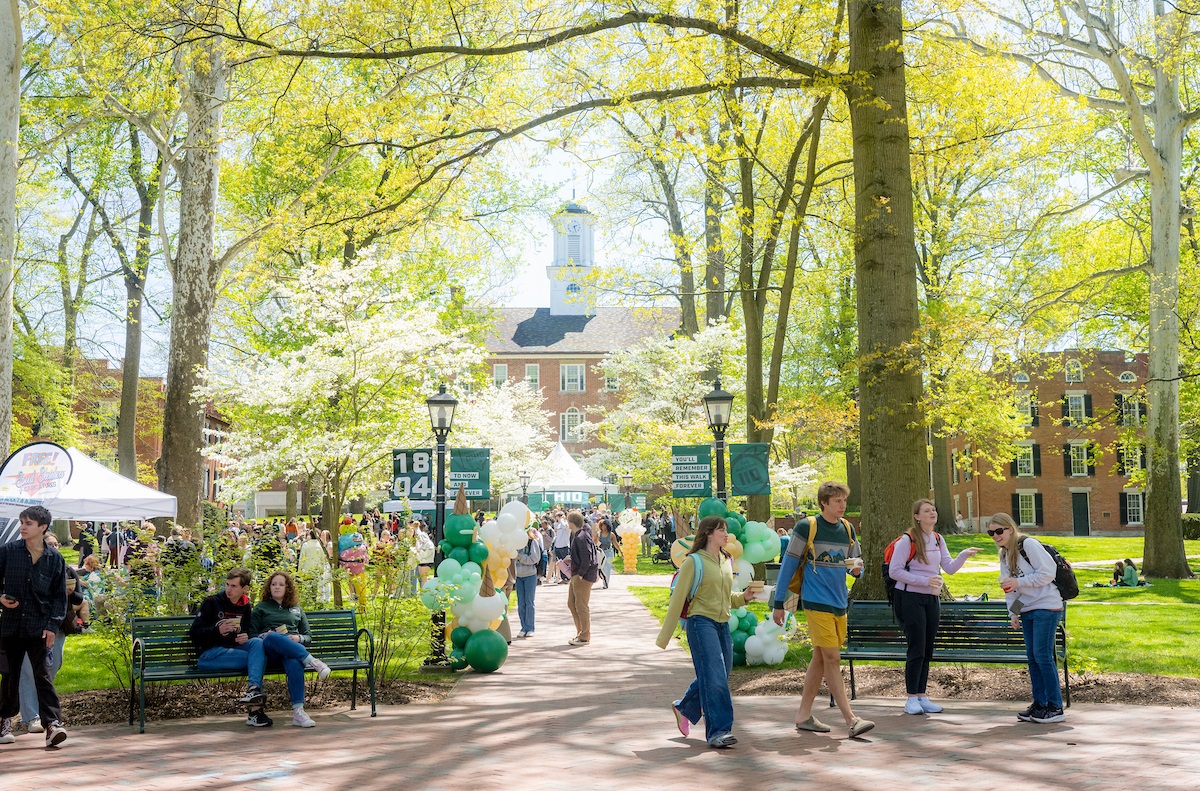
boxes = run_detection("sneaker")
[568,637,589,646]
[44,721,67,747]
[516,631,528,639]
[1032,706,1065,724]
[1016,704,1041,722]
[708,732,737,749]
[918,698,944,714]
[0,717,14,744]
[849,717,875,738]
[305,656,331,681]
[246,709,273,728]
[671,702,690,737]
[238,686,266,705]
[904,697,925,715]
[794,715,831,733]
[27,717,43,733]
[291,709,316,728]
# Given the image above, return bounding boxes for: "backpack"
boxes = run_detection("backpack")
[669,554,704,628]
[1017,538,1079,600]
[786,516,857,598]
[882,531,942,605]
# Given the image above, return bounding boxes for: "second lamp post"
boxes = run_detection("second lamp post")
[703,377,734,501]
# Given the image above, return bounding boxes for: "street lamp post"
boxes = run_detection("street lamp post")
[621,472,633,510]
[703,377,734,501]
[602,477,609,511]
[424,384,457,667]
[519,470,531,504]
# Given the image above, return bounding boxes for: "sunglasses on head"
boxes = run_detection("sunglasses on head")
[987,527,1009,537]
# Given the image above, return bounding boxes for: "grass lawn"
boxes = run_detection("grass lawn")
[614,553,676,575]
[942,535,1200,565]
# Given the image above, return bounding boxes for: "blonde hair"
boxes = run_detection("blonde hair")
[988,513,1026,577]
[908,499,936,565]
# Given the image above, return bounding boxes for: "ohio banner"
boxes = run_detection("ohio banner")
[671,444,712,498]
[729,443,771,496]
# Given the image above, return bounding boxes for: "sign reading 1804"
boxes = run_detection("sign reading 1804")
[392,448,491,501]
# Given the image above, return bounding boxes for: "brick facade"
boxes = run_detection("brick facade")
[945,350,1148,536]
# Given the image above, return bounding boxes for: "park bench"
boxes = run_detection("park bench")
[842,600,1069,706]
[128,609,376,733]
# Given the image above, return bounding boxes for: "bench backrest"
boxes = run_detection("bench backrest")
[847,600,1063,654]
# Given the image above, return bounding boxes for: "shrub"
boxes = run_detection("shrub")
[1182,513,1200,541]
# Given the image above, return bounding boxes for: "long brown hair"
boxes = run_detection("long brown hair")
[988,513,1025,577]
[908,499,936,565]
[261,570,298,608]
[688,516,732,561]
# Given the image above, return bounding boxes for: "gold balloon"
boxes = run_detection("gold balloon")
[670,537,694,568]
[725,536,743,561]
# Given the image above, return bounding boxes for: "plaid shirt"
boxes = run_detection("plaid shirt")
[0,538,68,639]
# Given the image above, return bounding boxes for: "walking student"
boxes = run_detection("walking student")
[514,527,542,637]
[657,517,756,749]
[988,513,1066,724]
[0,506,69,747]
[772,481,874,738]
[887,499,979,715]
[566,511,598,646]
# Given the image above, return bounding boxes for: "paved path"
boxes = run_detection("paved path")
[3,576,1197,790]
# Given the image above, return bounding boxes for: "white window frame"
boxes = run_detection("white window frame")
[1065,359,1083,383]
[1016,390,1033,425]
[567,233,582,264]
[560,408,583,443]
[1126,490,1144,525]
[561,364,586,392]
[1070,443,1088,477]
[1118,371,1137,383]
[1122,396,1143,427]
[966,491,975,521]
[1018,492,1037,526]
[1013,372,1030,384]
[1016,445,1034,477]
[492,364,508,388]
[1124,443,1144,473]
[963,444,973,481]
[525,363,540,390]
[951,450,959,484]
[1067,394,1085,424]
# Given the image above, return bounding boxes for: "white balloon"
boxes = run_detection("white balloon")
[744,634,764,659]
[499,501,530,523]
[732,558,753,591]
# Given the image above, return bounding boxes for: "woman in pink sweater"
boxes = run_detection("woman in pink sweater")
[888,499,980,715]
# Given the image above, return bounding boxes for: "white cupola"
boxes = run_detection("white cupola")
[547,202,595,316]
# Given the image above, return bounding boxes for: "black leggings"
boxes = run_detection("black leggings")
[897,589,940,695]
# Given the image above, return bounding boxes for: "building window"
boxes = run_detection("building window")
[1065,359,1083,382]
[525,364,539,390]
[605,372,619,391]
[963,445,973,481]
[560,408,583,443]
[493,364,508,388]
[561,364,585,392]
[1016,391,1033,425]
[1125,491,1144,525]
[1018,492,1036,526]
[1013,372,1030,384]
[567,233,582,263]
[1070,444,1088,477]
[1067,394,1085,424]
[1121,443,1145,474]
[1016,445,1034,477]
[1122,397,1144,427]
[1119,371,1137,383]
[966,491,974,521]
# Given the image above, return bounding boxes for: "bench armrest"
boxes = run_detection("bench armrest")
[131,636,147,685]
[356,627,375,666]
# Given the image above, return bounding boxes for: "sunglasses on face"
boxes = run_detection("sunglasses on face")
[987,527,1009,537]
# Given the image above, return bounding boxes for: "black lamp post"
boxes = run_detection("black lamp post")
[622,471,633,510]
[703,377,734,501]
[519,470,531,504]
[602,476,610,510]
[425,384,457,666]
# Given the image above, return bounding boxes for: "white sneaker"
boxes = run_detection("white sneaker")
[27,717,43,733]
[918,698,944,713]
[292,709,316,728]
[305,656,331,680]
[516,631,528,638]
[904,697,925,715]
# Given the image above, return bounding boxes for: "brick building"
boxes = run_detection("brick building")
[946,350,1148,536]
[485,203,680,459]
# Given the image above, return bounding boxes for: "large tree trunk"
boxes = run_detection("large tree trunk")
[846,0,927,599]
[929,429,959,533]
[1186,452,1200,514]
[160,40,225,529]
[0,1,19,459]
[702,124,727,326]
[845,446,862,509]
[285,478,298,521]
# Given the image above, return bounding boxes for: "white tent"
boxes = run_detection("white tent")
[0,447,178,521]
[504,442,608,496]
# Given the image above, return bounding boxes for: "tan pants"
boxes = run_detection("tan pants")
[567,575,593,641]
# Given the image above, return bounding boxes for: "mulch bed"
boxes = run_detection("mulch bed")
[730,665,1200,707]
[25,677,454,731]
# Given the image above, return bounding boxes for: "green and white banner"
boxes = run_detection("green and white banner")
[671,444,712,498]
[392,447,491,502]
[729,443,771,496]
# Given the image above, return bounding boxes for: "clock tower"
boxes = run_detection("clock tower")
[547,202,595,316]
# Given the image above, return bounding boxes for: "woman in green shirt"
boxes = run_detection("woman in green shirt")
[249,571,331,727]
[1120,559,1139,587]
[656,516,757,749]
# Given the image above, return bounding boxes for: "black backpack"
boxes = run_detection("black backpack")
[1017,538,1079,600]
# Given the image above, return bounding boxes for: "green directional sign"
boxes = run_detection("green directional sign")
[671,444,713,498]
[448,448,491,499]
[729,443,771,496]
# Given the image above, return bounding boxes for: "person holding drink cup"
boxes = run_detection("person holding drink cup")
[249,571,331,728]
[887,499,980,715]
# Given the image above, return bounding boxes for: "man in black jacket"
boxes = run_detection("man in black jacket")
[190,567,272,727]
[0,505,68,747]
[566,511,599,646]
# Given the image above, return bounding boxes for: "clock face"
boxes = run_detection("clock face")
[565,219,581,234]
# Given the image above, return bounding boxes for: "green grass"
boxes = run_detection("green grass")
[941,535,1200,565]
[58,634,124,693]
[614,553,677,575]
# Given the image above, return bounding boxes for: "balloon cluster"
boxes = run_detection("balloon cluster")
[728,606,757,666]
[742,611,793,665]
[740,520,782,565]
[478,501,532,589]
[448,625,508,673]
[452,589,508,632]
[615,509,644,572]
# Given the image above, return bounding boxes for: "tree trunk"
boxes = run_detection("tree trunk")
[0,1,19,459]
[845,445,862,509]
[846,0,928,599]
[285,478,298,521]
[929,428,958,533]
[702,125,727,326]
[1187,452,1200,514]
[159,39,225,530]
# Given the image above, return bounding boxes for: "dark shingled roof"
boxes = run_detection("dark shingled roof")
[487,307,681,354]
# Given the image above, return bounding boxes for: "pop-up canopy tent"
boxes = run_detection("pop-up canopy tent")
[503,442,608,497]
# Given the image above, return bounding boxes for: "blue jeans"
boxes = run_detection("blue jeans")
[1021,608,1063,710]
[197,637,266,690]
[515,574,536,633]
[20,629,65,723]
[261,631,312,705]
[677,615,734,742]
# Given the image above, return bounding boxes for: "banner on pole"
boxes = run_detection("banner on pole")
[393,448,491,502]
[671,444,712,498]
[729,443,771,496]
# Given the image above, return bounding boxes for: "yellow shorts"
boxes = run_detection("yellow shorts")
[805,610,847,648]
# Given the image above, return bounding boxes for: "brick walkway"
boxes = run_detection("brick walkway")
[3,575,1197,790]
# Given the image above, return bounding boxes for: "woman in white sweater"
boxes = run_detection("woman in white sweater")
[888,499,979,715]
[989,512,1065,724]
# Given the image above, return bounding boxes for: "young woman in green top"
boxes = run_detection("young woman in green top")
[249,571,331,727]
[656,516,757,749]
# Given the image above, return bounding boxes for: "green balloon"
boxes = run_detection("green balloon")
[727,512,746,528]
[448,547,470,565]
[739,611,759,633]
[450,626,472,649]
[733,650,747,667]
[729,522,746,542]
[448,649,468,670]
[732,630,749,652]
[438,540,452,556]
[697,498,729,520]
[464,629,509,674]
[444,513,477,548]
[468,540,490,565]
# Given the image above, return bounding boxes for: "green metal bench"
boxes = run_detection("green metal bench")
[842,600,1069,706]
[129,609,376,732]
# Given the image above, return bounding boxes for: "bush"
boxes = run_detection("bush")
[1182,513,1200,541]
